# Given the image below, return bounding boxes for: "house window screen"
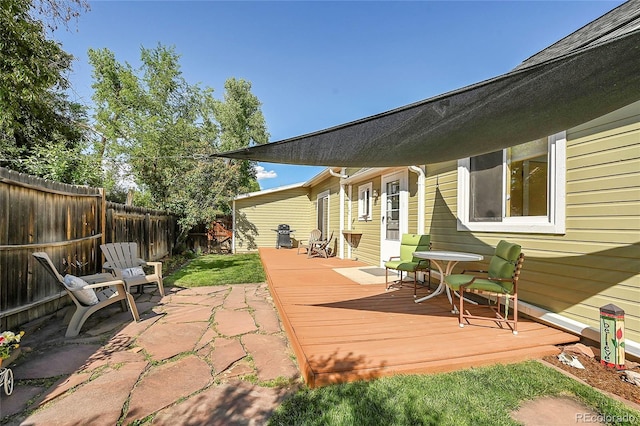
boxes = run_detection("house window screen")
[469,150,503,222]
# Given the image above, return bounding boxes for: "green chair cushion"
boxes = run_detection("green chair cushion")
[445,274,510,294]
[385,260,425,272]
[398,234,431,263]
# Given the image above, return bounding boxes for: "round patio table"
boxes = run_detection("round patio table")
[412,251,483,308]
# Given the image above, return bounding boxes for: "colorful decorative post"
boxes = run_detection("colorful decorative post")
[600,304,625,370]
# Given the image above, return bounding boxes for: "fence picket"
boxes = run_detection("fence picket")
[0,167,178,330]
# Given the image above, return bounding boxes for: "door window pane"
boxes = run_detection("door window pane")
[386,180,400,240]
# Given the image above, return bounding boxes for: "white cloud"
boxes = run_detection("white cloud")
[254,165,277,180]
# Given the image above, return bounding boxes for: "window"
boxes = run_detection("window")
[358,183,373,221]
[457,132,566,234]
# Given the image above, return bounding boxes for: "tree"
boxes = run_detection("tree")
[89,44,269,239]
[0,0,97,185]
[214,78,269,193]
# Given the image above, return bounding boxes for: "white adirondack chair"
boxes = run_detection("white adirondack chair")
[32,252,140,337]
[100,242,164,297]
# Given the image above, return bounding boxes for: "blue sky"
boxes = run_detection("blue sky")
[54,0,624,190]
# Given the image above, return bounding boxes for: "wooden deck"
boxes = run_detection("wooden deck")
[259,248,580,387]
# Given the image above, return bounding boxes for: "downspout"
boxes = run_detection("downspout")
[231,199,236,253]
[347,184,353,259]
[409,165,425,234]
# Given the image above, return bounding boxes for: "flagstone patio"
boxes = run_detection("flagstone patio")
[0,283,300,425]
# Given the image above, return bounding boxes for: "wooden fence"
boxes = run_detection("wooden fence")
[0,167,177,331]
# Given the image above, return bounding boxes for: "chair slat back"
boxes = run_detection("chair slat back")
[101,242,139,269]
[32,252,84,308]
[309,229,322,243]
[32,252,65,284]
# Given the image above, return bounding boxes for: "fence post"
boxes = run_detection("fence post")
[144,213,151,260]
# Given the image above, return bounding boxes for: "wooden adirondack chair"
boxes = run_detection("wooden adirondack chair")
[100,242,164,297]
[297,229,322,255]
[32,252,140,337]
[308,231,334,258]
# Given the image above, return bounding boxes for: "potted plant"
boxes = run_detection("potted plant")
[0,330,24,367]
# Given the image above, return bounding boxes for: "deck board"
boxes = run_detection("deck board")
[259,248,579,387]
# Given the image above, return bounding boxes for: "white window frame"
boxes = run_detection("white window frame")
[457,131,566,234]
[357,182,373,221]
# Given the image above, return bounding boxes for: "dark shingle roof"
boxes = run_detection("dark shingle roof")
[516,0,640,70]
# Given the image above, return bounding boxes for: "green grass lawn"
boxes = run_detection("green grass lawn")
[269,361,640,426]
[164,253,265,287]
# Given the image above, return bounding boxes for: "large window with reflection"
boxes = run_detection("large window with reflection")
[457,132,566,234]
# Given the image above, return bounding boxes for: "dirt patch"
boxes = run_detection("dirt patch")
[542,350,640,406]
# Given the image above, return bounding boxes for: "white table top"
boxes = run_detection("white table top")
[413,250,483,262]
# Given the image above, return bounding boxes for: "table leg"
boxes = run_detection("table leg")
[415,260,479,312]
[414,259,446,303]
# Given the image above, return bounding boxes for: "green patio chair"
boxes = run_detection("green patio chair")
[444,240,525,334]
[384,234,431,297]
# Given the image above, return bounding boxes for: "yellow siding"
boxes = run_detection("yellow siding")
[347,176,381,265]
[234,187,312,252]
[423,102,640,343]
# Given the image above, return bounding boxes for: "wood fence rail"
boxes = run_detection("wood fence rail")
[0,167,178,331]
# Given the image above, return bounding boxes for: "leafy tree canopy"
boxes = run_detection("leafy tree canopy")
[89,44,269,238]
[0,0,97,184]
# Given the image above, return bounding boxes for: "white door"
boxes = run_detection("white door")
[380,170,408,266]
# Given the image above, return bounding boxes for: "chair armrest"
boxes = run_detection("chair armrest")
[461,269,487,275]
[386,256,400,261]
[82,279,125,290]
[146,261,163,277]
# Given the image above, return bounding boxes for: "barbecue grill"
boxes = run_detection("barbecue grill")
[273,224,294,249]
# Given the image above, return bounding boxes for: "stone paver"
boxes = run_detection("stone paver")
[211,337,246,374]
[23,361,147,426]
[223,285,248,309]
[152,382,288,426]
[125,355,212,423]
[2,283,299,426]
[215,309,257,336]
[247,299,281,333]
[13,344,102,379]
[511,396,605,425]
[0,385,45,418]
[34,371,92,407]
[137,322,209,360]
[160,304,214,323]
[242,334,298,381]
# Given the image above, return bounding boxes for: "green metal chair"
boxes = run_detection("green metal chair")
[384,234,431,297]
[445,240,524,334]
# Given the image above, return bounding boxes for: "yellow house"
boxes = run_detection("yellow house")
[230,3,640,357]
